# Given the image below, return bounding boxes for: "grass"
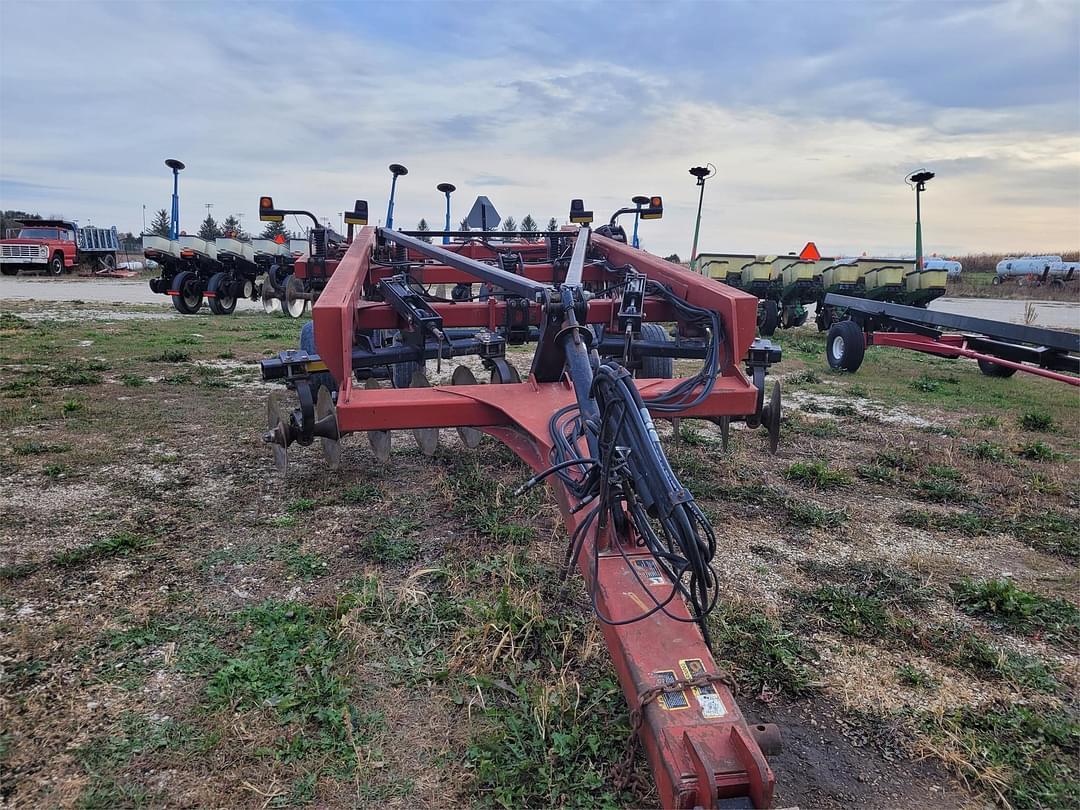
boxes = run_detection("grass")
[13,440,72,455]
[150,349,191,363]
[962,440,1012,463]
[897,508,996,536]
[921,704,1079,810]
[48,360,103,386]
[950,578,1079,643]
[205,600,367,775]
[53,533,152,568]
[464,676,634,809]
[856,463,896,484]
[1015,440,1059,461]
[709,603,819,697]
[784,460,851,489]
[783,499,847,528]
[359,515,423,564]
[1018,410,1055,432]
[914,476,973,504]
[896,664,935,688]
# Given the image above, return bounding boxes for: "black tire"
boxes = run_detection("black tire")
[388,332,421,388]
[758,300,779,336]
[170,270,202,314]
[978,359,1017,378]
[49,255,64,276]
[639,322,673,378]
[826,319,865,372]
[207,273,237,315]
[299,320,337,394]
[1,266,17,276]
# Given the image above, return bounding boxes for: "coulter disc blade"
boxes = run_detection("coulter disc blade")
[285,275,307,319]
[363,379,392,462]
[451,365,483,449]
[315,385,341,470]
[409,369,439,456]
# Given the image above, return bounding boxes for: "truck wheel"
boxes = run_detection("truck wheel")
[758,300,779,336]
[101,254,117,272]
[977,359,1017,378]
[1,266,17,276]
[299,321,337,394]
[826,320,865,372]
[49,255,64,276]
[207,273,237,315]
[639,322,673,378]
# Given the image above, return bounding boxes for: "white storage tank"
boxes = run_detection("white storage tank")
[923,258,962,278]
[996,256,1062,277]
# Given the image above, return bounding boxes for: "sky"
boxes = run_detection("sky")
[1,0,1077,258]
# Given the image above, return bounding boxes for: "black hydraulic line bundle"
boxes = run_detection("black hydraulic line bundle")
[520,286,724,648]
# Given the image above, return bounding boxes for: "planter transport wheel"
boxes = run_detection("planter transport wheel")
[825,319,865,372]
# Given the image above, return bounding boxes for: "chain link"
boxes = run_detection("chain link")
[612,669,735,791]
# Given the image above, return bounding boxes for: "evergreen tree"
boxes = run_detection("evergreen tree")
[416,218,432,243]
[149,209,171,238]
[260,220,289,240]
[502,216,517,235]
[546,217,558,232]
[197,214,222,241]
[2,210,42,237]
[221,214,247,241]
[664,253,681,263]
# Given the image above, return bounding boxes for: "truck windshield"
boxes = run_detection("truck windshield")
[17,228,61,239]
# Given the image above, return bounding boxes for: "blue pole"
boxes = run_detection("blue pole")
[442,192,452,245]
[631,205,642,249]
[386,175,399,230]
[169,168,180,240]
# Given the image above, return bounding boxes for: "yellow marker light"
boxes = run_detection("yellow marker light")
[258,195,283,222]
[641,195,664,220]
[344,199,369,225]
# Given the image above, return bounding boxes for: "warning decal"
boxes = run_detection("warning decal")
[633,558,665,586]
[679,658,727,718]
[652,670,689,710]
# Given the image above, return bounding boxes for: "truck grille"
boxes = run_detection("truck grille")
[1,245,44,258]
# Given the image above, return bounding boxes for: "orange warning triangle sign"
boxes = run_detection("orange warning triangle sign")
[799,241,821,261]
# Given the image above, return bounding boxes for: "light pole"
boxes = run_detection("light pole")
[437,183,456,244]
[165,159,185,240]
[142,204,146,234]
[688,164,715,271]
[385,163,408,229]
[630,195,649,248]
[906,169,935,270]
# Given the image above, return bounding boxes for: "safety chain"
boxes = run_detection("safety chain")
[612,669,735,791]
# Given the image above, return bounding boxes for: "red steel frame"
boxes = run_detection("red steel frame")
[869,332,1080,386]
[311,227,776,808]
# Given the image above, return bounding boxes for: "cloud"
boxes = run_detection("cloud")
[0,0,1076,256]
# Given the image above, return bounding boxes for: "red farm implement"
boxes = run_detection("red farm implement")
[258,193,786,808]
[823,293,1080,385]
